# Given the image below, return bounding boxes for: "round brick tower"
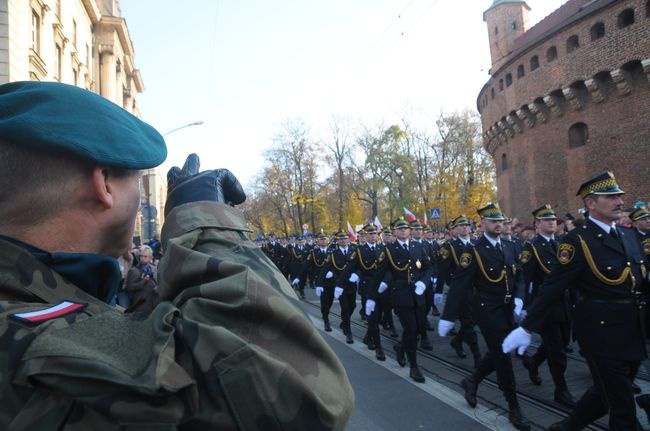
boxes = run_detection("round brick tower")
[478,0,650,221]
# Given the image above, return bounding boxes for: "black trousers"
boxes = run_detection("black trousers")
[568,354,641,430]
[379,293,395,329]
[452,295,479,355]
[531,319,568,391]
[339,288,357,335]
[366,302,382,349]
[394,305,424,366]
[320,286,334,321]
[474,325,516,396]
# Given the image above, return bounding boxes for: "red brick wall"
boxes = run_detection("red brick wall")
[479,0,650,221]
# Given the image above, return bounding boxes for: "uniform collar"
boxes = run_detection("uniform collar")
[588,215,616,234]
[539,233,554,243]
[483,233,501,248]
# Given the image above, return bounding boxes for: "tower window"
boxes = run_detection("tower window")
[491,87,495,99]
[590,22,605,40]
[618,8,635,28]
[505,73,513,87]
[517,64,525,78]
[501,153,508,171]
[495,26,499,35]
[499,79,504,91]
[512,22,517,30]
[566,35,580,53]
[569,123,588,148]
[546,46,558,62]
[530,55,539,70]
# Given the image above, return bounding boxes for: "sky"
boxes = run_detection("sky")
[120,0,568,188]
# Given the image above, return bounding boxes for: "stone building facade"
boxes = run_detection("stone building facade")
[478,0,650,221]
[0,0,162,241]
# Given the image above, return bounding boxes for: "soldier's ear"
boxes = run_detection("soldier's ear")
[90,166,114,209]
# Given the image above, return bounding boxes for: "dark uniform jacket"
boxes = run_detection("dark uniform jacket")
[339,243,382,297]
[262,241,285,271]
[287,245,309,280]
[317,247,355,291]
[372,240,433,307]
[421,239,440,280]
[524,219,649,361]
[442,235,525,331]
[436,237,472,294]
[306,247,330,282]
[520,234,569,322]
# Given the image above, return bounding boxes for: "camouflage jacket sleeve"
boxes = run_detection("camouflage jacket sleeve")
[3,202,354,430]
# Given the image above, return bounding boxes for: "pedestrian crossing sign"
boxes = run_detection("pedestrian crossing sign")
[430,208,441,220]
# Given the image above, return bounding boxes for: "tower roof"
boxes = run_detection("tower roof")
[484,0,531,21]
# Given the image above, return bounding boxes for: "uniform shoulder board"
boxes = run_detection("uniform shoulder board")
[459,252,472,268]
[557,242,575,265]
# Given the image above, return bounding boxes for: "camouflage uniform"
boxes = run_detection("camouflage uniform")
[0,202,354,430]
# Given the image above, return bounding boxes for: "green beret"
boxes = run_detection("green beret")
[0,81,166,169]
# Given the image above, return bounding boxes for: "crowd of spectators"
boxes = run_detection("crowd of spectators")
[116,238,163,312]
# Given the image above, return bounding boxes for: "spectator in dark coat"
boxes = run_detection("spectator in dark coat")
[125,245,159,313]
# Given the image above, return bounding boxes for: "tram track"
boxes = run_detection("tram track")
[303,299,609,431]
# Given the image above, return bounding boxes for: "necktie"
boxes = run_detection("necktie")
[403,242,409,252]
[550,239,558,254]
[495,241,503,256]
[610,228,622,246]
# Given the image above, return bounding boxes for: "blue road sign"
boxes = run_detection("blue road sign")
[430,208,441,220]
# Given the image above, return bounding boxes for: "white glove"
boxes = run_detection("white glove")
[414,281,426,295]
[349,273,359,283]
[378,282,388,294]
[315,286,323,297]
[519,309,528,321]
[438,319,455,337]
[434,293,444,305]
[514,297,524,317]
[502,327,532,355]
[528,282,534,294]
[291,278,300,286]
[325,271,333,279]
[431,277,437,285]
[365,299,376,315]
[334,287,344,299]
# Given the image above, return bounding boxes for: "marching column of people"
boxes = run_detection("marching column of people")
[258,170,649,429]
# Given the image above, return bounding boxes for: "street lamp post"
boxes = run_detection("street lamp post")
[163,120,204,137]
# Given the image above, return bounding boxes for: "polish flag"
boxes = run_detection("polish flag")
[423,212,428,226]
[374,216,383,231]
[347,221,358,242]
[403,207,418,222]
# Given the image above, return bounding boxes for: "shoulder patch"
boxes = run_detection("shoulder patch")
[11,301,86,325]
[459,252,472,268]
[519,249,532,264]
[440,247,450,260]
[643,238,650,256]
[558,243,575,265]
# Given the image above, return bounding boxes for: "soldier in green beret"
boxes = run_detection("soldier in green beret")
[0,81,353,430]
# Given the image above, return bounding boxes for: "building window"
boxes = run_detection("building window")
[568,123,588,148]
[73,69,78,86]
[491,88,495,99]
[590,22,606,40]
[517,64,525,78]
[31,10,40,54]
[54,44,62,81]
[505,73,513,87]
[546,46,558,62]
[499,79,504,91]
[530,56,539,70]
[566,35,580,53]
[618,8,635,28]
[86,44,91,64]
[512,22,517,30]
[501,153,508,171]
[495,26,498,35]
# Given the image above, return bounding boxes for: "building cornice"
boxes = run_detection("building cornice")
[81,0,101,24]
[98,16,134,57]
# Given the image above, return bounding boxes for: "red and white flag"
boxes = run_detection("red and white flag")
[374,216,383,230]
[347,221,358,242]
[403,207,418,223]
[423,212,428,226]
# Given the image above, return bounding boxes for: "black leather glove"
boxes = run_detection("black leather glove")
[164,153,246,216]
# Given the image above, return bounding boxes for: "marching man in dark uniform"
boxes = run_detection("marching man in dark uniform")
[341,224,386,360]
[630,206,650,256]
[262,233,285,271]
[519,204,576,408]
[308,231,334,331]
[379,227,398,336]
[439,203,530,430]
[374,218,433,382]
[503,172,649,431]
[317,231,356,343]
[436,215,482,368]
[410,220,436,350]
[289,236,309,299]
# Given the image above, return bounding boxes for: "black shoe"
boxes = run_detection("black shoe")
[632,382,641,394]
[299,292,305,300]
[554,389,577,408]
[636,394,650,423]
[431,305,440,316]
[419,339,433,351]
[393,344,406,367]
[508,405,531,431]
[367,341,376,351]
[547,419,572,431]
[409,366,425,383]
[522,356,542,385]
[450,337,467,358]
[346,333,354,344]
[461,377,477,408]
[324,321,332,332]
[376,348,386,361]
